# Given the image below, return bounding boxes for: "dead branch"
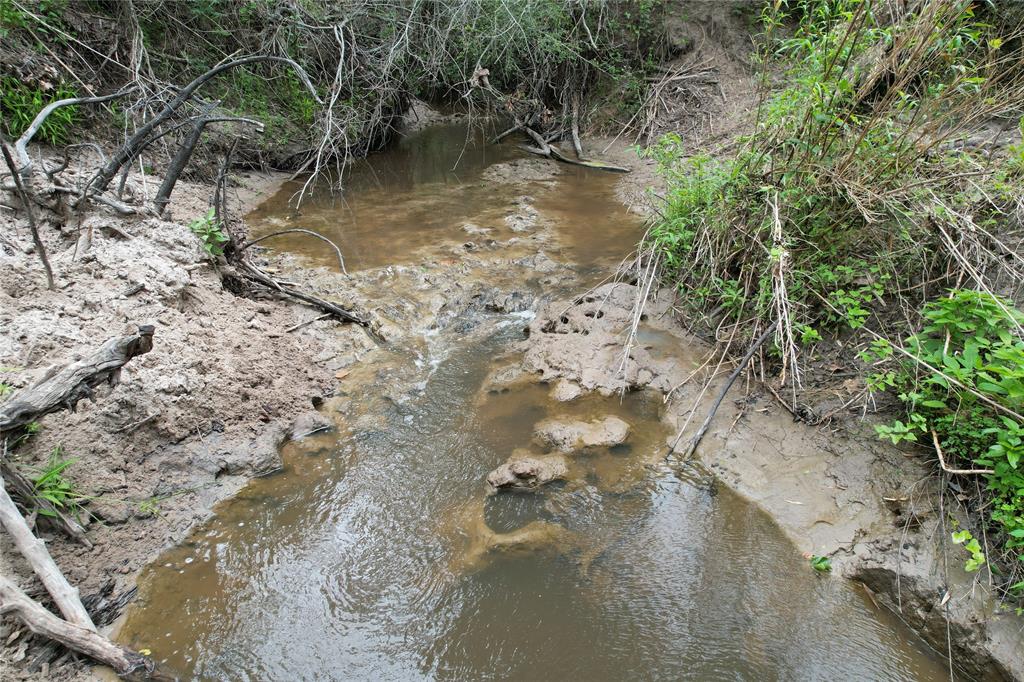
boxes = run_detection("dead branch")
[0,326,155,436]
[518,125,630,173]
[0,574,153,677]
[931,429,994,475]
[154,114,261,216]
[89,55,320,195]
[152,103,215,215]
[13,88,137,177]
[670,326,776,459]
[0,475,95,630]
[491,124,523,144]
[240,229,348,275]
[213,138,239,259]
[234,263,368,328]
[570,93,583,159]
[1,142,55,289]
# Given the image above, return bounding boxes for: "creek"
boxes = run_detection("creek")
[116,124,950,680]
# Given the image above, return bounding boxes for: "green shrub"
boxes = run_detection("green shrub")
[868,290,1024,580]
[189,208,229,257]
[644,0,1024,359]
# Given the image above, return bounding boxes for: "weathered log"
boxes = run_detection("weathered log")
[0,475,95,630]
[0,575,153,677]
[0,326,155,436]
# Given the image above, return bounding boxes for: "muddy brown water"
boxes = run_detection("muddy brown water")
[244,123,639,274]
[118,124,950,680]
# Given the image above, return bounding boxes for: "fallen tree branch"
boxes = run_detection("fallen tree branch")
[0,574,153,677]
[670,326,776,460]
[570,93,583,159]
[518,126,630,173]
[1,141,55,289]
[235,264,369,328]
[0,326,155,435]
[13,88,137,177]
[89,55,320,195]
[931,429,994,475]
[490,124,523,144]
[0,475,95,630]
[153,103,215,216]
[240,229,348,275]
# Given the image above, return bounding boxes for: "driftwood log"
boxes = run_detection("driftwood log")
[0,327,157,676]
[0,575,152,677]
[0,326,155,435]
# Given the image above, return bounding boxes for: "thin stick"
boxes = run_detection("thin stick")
[238,264,366,326]
[241,229,348,275]
[670,326,775,459]
[284,313,332,333]
[1,142,55,289]
[931,430,993,475]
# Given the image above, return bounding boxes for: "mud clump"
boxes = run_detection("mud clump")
[550,378,583,402]
[534,415,631,452]
[486,454,568,491]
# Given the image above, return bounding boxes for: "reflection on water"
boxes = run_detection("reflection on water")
[117,124,950,680]
[245,123,643,273]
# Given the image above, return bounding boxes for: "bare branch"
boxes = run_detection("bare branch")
[241,229,348,275]
[13,88,138,177]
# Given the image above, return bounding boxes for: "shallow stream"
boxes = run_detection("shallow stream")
[117,124,950,680]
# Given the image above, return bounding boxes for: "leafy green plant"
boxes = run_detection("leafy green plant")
[0,77,78,145]
[0,382,12,400]
[809,555,832,572]
[30,446,90,519]
[952,530,987,572]
[189,208,229,257]
[872,290,1024,580]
